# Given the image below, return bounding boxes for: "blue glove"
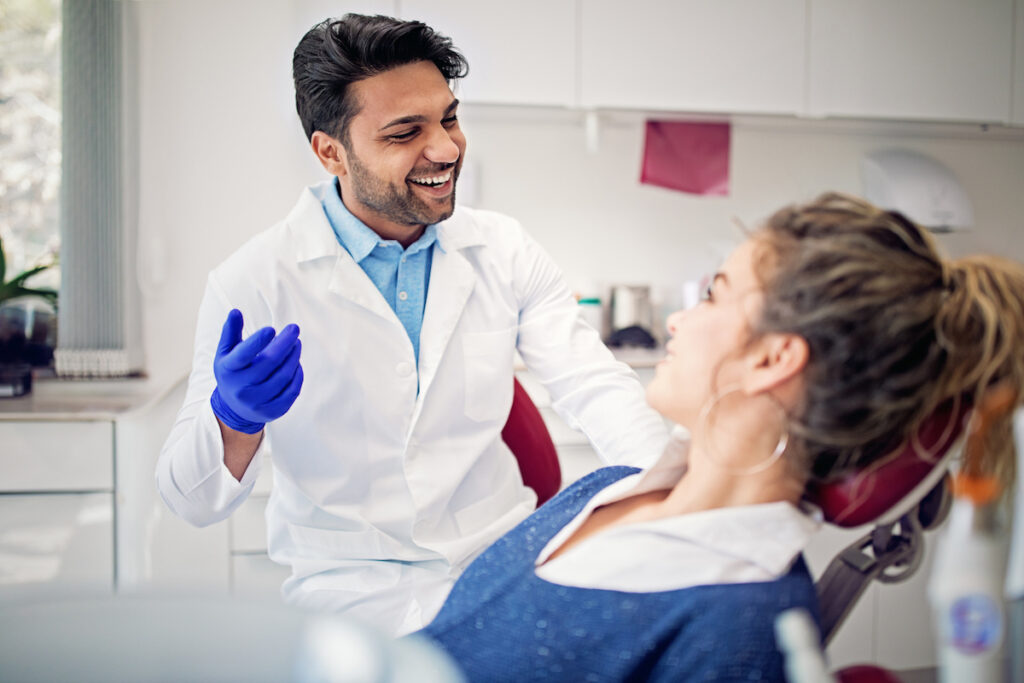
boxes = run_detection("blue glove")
[210,309,304,434]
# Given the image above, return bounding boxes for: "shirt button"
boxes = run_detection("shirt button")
[398,291,408,301]
[396,361,413,377]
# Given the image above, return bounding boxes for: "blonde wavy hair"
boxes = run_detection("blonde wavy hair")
[753,192,1024,485]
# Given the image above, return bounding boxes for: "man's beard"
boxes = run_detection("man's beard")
[347,148,458,227]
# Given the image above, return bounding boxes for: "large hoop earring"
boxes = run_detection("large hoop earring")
[698,383,789,476]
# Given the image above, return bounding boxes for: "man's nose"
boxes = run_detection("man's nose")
[423,125,460,164]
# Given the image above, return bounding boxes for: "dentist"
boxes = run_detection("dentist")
[156,13,667,636]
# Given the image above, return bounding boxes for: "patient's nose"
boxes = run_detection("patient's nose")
[666,310,685,337]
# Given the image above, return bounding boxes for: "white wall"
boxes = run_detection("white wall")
[133,1,1024,385]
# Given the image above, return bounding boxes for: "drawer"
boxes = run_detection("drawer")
[230,494,269,553]
[0,493,114,591]
[0,421,113,492]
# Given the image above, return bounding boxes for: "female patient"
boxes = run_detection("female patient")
[417,193,1024,682]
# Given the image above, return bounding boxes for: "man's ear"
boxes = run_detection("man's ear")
[742,332,809,396]
[310,131,348,177]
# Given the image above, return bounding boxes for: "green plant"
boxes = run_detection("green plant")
[0,234,58,308]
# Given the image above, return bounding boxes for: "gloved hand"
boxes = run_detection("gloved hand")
[210,309,304,434]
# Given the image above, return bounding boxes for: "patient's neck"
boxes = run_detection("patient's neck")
[655,447,799,517]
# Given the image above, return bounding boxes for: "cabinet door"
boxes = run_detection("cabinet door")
[0,493,113,591]
[0,421,113,492]
[808,0,1014,123]
[400,0,576,106]
[580,0,806,115]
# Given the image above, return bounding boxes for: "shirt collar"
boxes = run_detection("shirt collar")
[314,178,441,262]
[542,426,823,575]
[639,501,822,577]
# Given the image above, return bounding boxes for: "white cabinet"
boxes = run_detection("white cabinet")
[0,494,113,590]
[808,0,1014,123]
[579,0,807,115]
[0,421,113,492]
[400,0,576,107]
[421,0,1019,126]
[0,420,115,593]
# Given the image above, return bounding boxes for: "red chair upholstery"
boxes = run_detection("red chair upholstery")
[501,378,562,507]
[835,665,906,683]
[806,398,970,527]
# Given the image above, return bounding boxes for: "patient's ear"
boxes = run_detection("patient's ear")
[742,332,809,396]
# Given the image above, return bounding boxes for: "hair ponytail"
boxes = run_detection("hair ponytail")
[934,256,1024,482]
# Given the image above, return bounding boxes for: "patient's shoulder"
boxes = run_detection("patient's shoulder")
[552,466,642,503]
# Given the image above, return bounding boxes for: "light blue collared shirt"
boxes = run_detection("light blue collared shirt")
[312,180,437,366]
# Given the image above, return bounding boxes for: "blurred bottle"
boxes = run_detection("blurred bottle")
[1007,407,1024,683]
[929,478,1006,683]
[929,386,1015,683]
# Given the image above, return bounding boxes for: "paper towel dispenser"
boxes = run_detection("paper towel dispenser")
[860,149,973,232]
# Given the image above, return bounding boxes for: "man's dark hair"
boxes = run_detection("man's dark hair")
[292,14,468,143]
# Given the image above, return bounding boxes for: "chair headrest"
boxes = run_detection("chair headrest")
[805,399,970,528]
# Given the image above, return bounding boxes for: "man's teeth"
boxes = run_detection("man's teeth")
[409,170,452,187]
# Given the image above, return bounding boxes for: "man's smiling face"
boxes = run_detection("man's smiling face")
[336,60,465,244]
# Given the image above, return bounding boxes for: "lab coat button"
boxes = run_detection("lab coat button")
[396,361,413,377]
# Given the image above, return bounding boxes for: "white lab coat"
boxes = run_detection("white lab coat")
[156,182,668,635]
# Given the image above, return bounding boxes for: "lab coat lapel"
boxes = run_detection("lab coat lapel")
[288,187,404,326]
[415,241,476,409]
[327,254,400,324]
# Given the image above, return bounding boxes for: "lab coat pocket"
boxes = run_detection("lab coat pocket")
[461,327,517,423]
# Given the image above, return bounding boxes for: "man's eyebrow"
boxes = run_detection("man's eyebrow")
[378,99,460,131]
[712,272,729,287]
[379,114,427,131]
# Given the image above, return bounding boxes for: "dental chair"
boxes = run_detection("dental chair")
[807,399,968,648]
[785,399,971,682]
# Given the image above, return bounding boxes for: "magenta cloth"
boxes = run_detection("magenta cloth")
[640,120,730,196]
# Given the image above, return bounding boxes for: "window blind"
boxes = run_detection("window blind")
[55,0,143,377]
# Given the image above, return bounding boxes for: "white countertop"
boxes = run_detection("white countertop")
[0,374,183,421]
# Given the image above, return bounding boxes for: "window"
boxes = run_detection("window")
[3,0,142,378]
[0,0,62,291]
